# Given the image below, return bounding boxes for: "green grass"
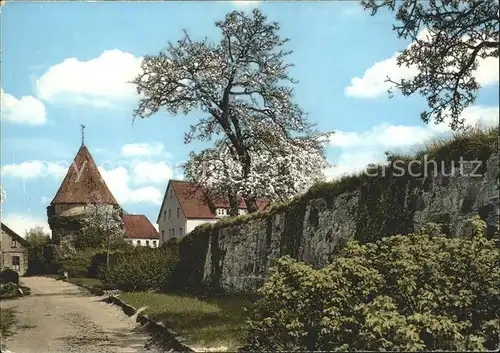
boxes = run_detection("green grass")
[0,307,16,338]
[119,292,253,350]
[43,274,64,280]
[66,277,103,289]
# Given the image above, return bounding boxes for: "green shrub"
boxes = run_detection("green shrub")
[0,282,19,298]
[0,269,19,285]
[43,244,63,274]
[60,249,96,278]
[87,249,133,278]
[244,219,500,351]
[169,230,210,293]
[25,226,52,275]
[101,244,179,292]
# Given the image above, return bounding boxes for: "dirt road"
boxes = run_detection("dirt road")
[1,277,160,353]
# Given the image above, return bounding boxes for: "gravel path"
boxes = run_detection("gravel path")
[1,277,161,353]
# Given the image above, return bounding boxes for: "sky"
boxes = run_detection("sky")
[1,0,499,236]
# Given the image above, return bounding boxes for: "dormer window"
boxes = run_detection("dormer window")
[216,208,228,217]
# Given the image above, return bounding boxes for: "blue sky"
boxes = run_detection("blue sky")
[1,1,498,236]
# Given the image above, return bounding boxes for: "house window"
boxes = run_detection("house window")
[12,256,20,271]
[146,240,150,246]
[137,240,141,245]
[216,208,227,217]
[172,228,175,237]
[11,239,18,248]
[177,207,180,218]
[168,209,171,220]
[163,210,166,221]
[180,227,183,236]
[153,241,157,247]
[170,189,172,198]
[161,230,164,241]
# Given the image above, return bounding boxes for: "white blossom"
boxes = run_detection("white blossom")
[132,9,333,211]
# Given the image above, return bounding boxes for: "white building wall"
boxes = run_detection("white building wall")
[185,219,218,234]
[127,238,159,248]
[158,184,187,244]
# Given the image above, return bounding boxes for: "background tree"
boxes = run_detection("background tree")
[361,0,499,130]
[80,204,124,265]
[25,227,52,275]
[132,9,332,213]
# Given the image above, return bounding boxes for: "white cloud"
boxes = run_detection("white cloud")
[345,30,500,98]
[2,213,51,237]
[132,161,173,185]
[232,1,260,6]
[121,142,165,157]
[98,166,162,205]
[129,187,163,204]
[326,105,499,180]
[1,160,67,180]
[36,49,143,107]
[1,89,47,125]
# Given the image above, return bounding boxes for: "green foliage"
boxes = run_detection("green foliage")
[60,249,97,278]
[25,227,52,275]
[0,307,15,338]
[0,269,19,285]
[0,282,19,298]
[101,244,180,292]
[170,228,211,293]
[42,244,63,274]
[244,220,500,351]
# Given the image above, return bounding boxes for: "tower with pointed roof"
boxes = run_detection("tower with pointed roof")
[47,127,122,244]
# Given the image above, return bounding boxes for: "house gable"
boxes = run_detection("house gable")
[158,179,271,222]
[1,223,29,249]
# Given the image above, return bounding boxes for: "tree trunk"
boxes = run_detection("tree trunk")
[106,233,110,267]
[245,195,258,214]
[228,192,239,217]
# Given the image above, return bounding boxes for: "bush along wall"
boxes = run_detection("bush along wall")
[176,128,500,293]
[170,226,211,294]
[242,218,500,351]
[100,244,179,292]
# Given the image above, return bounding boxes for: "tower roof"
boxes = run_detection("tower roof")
[51,145,118,205]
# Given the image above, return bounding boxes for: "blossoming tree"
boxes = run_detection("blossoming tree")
[132,9,332,213]
[183,136,329,215]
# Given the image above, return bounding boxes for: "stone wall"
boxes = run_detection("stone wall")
[198,152,499,293]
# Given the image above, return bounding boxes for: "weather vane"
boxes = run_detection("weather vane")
[81,124,85,146]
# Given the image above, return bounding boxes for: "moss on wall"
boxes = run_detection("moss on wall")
[173,224,211,293]
[179,127,499,292]
[279,200,307,259]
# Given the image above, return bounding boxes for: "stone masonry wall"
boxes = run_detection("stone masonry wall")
[201,152,499,293]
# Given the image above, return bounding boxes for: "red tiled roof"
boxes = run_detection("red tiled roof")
[157,180,270,222]
[123,214,159,240]
[51,145,118,205]
[172,181,215,219]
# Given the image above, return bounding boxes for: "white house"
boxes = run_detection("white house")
[157,180,269,244]
[123,214,159,248]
